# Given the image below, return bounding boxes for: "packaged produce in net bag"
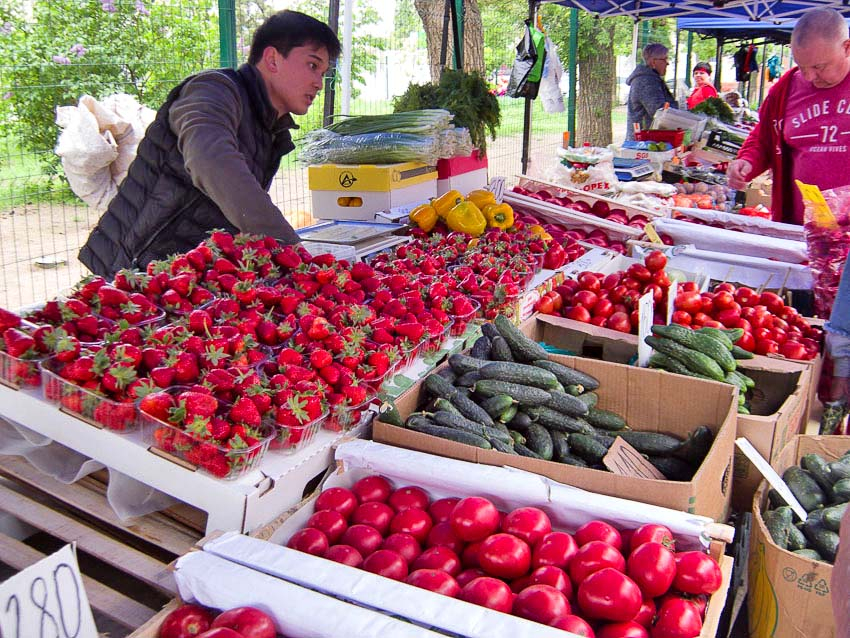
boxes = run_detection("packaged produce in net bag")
[799,180,850,318]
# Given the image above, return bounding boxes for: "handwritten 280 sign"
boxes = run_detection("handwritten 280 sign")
[0,544,97,638]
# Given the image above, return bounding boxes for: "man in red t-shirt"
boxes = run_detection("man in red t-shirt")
[728,8,850,224]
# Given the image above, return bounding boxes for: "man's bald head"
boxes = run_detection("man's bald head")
[792,8,848,48]
[791,8,850,88]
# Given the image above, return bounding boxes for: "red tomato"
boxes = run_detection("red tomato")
[627,542,676,598]
[211,607,276,638]
[780,340,807,360]
[198,629,244,638]
[287,528,329,556]
[712,291,735,310]
[574,290,600,308]
[478,533,532,579]
[390,508,433,543]
[642,283,664,304]
[634,597,657,627]
[530,565,573,597]
[569,541,626,584]
[340,524,383,557]
[596,621,649,638]
[426,521,465,554]
[350,475,392,503]
[734,286,758,307]
[545,290,564,311]
[606,311,632,333]
[456,567,487,587]
[627,263,652,283]
[602,273,622,290]
[158,603,215,638]
[543,243,567,269]
[629,523,674,551]
[714,282,735,293]
[429,497,460,524]
[460,577,514,613]
[549,615,596,636]
[362,549,409,580]
[644,250,667,272]
[575,520,622,549]
[450,497,501,542]
[578,568,642,621]
[671,310,692,326]
[306,510,348,544]
[406,569,461,597]
[755,338,779,356]
[673,552,722,595]
[622,276,642,291]
[388,486,430,512]
[651,270,671,288]
[593,298,615,319]
[609,285,629,304]
[736,331,755,352]
[501,507,552,546]
[382,532,422,564]
[680,281,699,293]
[630,309,641,329]
[324,544,363,567]
[578,272,602,292]
[651,597,703,638]
[699,294,714,314]
[352,502,394,536]
[315,487,359,520]
[565,305,592,323]
[716,307,742,328]
[412,546,462,576]
[536,296,555,315]
[513,584,571,624]
[461,541,482,568]
[759,291,785,314]
[532,531,579,569]
[510,574,533,594]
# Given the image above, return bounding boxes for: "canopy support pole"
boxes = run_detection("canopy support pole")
[674,27,681,98]
[685,31,693,88]
[716,38,723,91]
[567,8,578,146]
[323,0,340,125]
[521,0,537,174]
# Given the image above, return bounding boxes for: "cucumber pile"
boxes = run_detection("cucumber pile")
[761,451,850,564]
[645,324,756,414]
[384,315,715,479]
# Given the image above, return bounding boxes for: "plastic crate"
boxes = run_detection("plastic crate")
[0,349,44,390]
[270,409,327,455]
[41,357,138,433]
[634,128,688,147]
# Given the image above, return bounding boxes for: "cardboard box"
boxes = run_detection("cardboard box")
[375,351,737,521]
[748,435,850,638]
[309,162,437,221]
[436,151,488,196]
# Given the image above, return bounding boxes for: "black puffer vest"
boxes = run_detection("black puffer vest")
[78,65,294,277]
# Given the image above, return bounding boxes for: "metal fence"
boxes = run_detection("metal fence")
[0,0,565,309]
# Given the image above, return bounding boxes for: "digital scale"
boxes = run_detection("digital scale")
[612,157,655,181]
[297,220,409,260]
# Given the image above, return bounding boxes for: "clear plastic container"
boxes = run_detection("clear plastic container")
[270,409,328,455]
[447,299,480,337]
[41,357,138,433]
[324,397,376,433]
[0,349,44,390]
[420,321,454,356]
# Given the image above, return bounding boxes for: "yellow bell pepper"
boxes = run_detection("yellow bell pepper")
[432,189,464,219]
[482,202,514,230]
[527,224,553,240]
[446,201,487,237]
[467,189,496,210]
[409,203,438,232]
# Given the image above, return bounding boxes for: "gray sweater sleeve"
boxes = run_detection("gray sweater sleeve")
[630,72,673,130]
[168,72,300,244]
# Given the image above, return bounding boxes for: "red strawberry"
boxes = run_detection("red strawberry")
[395,322,425,342]
[204,368,236,392]
[168,274,194,297]
[0,308,22,333]
[318,364,340,386]
[59,355,99,383]
[173,352,200,384]
[342,381,368,405]
[150,366,176,388]
[139,391,175,421]
[188,309,213,335]
[230,396,262,427]
[94,401,136,431]
[179,390,219,419]
[276,347,304,367]
[101,364,137,395]
[3,328,37,358]
[309,348,333,369]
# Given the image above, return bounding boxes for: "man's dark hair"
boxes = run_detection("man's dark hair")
[248,10,341,65]
[694,62,712,75]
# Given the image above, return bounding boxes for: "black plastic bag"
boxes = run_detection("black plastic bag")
[506,22,541,99]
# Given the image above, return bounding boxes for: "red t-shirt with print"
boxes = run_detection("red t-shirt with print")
[687,84,718,110]
[784,70,850,223]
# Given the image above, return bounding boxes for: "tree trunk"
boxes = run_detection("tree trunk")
[576,21,616,146]
[414,0,485,82]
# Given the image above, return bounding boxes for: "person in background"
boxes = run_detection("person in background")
[727,7,850,224]
[79,10,340,278]
[625,43,676,140]
[687,62,718,109]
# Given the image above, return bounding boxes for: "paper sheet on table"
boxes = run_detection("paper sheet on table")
[672,207,805,242]
[175,550,445,638]
[653,217,808,264]
[658,247,812,290]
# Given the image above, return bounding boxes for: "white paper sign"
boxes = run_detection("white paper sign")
[735,438,808,521]
[487,176,506,201]
[637,291,655,367]
[666,280,678,324]
[0,544,98,638]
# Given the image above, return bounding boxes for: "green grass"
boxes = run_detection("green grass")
[0,137,76,208]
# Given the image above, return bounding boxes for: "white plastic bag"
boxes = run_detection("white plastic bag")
[55,93,155,212]
[539,36,565,113]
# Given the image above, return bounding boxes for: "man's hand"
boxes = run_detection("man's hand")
[726,159,753,190]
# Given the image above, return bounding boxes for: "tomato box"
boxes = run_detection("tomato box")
[194,440,732,638]
[748,435,850,638]
[374,346,737,521]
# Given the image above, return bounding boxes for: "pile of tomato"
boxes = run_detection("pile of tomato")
[157,604,276,638]
[286,475,722,638]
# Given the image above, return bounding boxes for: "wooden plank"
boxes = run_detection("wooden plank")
[0,482,176,595]
[0,534,158,630]
[127,599,181,638]
[0,456,199,555]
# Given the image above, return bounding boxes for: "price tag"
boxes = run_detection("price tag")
[666,280,678,324]
[643,223,663,245]
[636,291,654,368]
[0,544,98,638]
[795,180,837,229]
[735,438,808,521]
[487,177,506,202]
[604,438,667,479]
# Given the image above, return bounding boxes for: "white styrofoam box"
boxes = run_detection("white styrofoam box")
[436,167,489,196]
[312,180,437,221]
[595,253,710,292]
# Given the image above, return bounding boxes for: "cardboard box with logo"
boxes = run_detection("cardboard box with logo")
[309,162,437,221]
[748,435,850,638]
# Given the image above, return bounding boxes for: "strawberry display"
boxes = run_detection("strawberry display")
[65,276,165,325]
[0,321,49,388]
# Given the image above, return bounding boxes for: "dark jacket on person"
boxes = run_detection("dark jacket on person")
[625,64,675,140]
[79,64,300,278]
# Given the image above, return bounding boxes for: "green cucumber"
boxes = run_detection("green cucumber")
[550,430,571,460]
[695,326,735,350]
[792,548,823,560]
[673,425,715,467]
[434,397,464,417]
[514,442,542,459]
[405,419,493,449]
[481,322,500,341]
[449,354,489,375]
[648,456,694,481]
[431,410,512,444]
[569,433,610,464]
[731,345,755,360]
[424,373,458,400]
[802,454,835,492]
[650,352,710,379]
[489,336,515,361]
[617,430,684,456]
[831,478,850,503]
[565,384,585,396]
[829,458,850,483]
[803,524,839,562]
[524,423,554,460]
[473,379,552,406]
[436,367,457,383]
[652,324,736,373]
[584,407,627,431]
[380,402,404,427]
[454,370,482,388]
[729,370,756,390]
[768,488,785,510]
[509,430,526,446]
[763,507,793,549]
[545,389,589,417]
[558,454,589,467]
[489,437,516,454]
[576,392,599,409]
[535,406,595,434]
[480,394,516,419]
[498,404,518,424]
[494,314,549,362]
[783,466,827,512]
[479,361,559,389]
[644,336,725,381]
[508,411,533,432]
[786,521,808,551]
[822,502,848,531]
[532,359,600,391]
[469,335,492,360]
[450,392,495,427]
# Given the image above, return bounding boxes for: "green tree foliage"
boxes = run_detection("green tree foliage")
[0,0,218,171]
[236,0,277,61]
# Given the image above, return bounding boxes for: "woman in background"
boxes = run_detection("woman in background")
[687,62,718,109]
